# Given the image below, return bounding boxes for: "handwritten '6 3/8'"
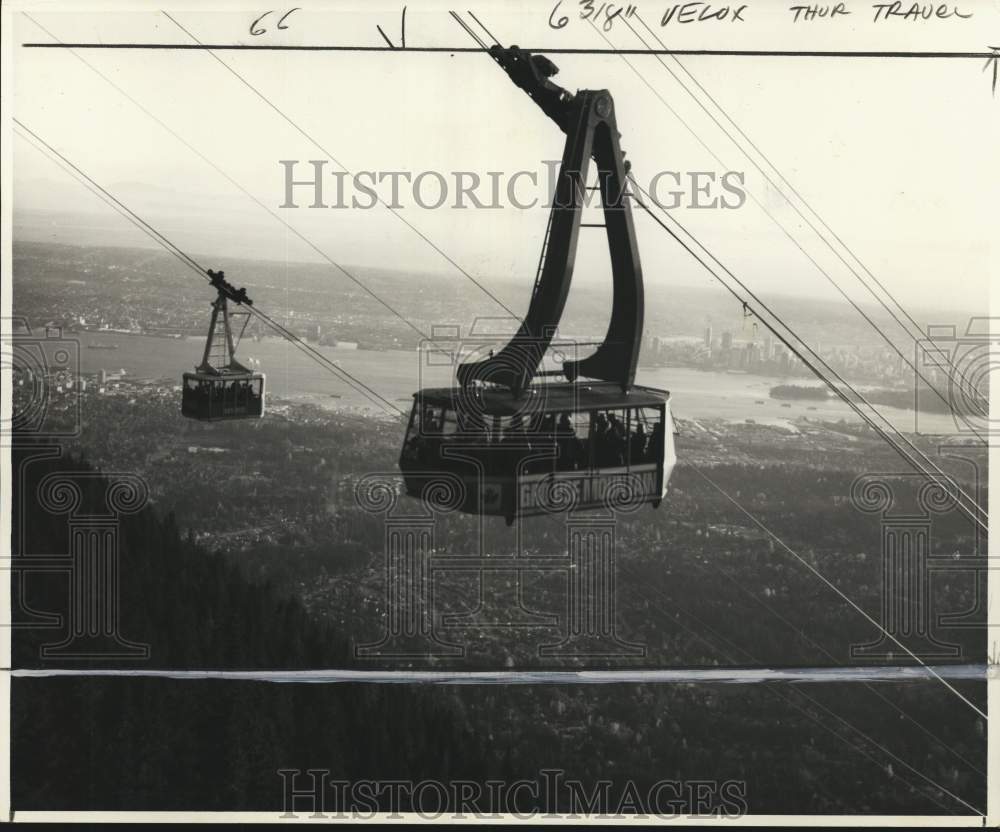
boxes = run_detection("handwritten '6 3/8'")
[550,1,641,31]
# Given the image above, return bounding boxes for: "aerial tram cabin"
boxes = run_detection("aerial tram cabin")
[399,46,677,522]
[181,269,265,421]
[400,382,676,522]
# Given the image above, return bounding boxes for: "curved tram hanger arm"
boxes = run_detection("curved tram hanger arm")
[456,46,644,396]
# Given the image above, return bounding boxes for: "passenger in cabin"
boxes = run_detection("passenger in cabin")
[192,380,210,416]
[593,411,625,467]
[535,412,558,472]
[221,380,235,414]
[592,411,610,465]
[556,413,578,470]
[647,420,664,463]
[631,422,647,463]
[607,413,627,466]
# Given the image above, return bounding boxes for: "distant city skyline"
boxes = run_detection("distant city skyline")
[15,237,968,359]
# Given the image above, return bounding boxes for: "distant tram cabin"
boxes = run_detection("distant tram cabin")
[182,371,264,421]
[181,269,265,422]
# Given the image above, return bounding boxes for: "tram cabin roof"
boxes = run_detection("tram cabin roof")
[412,381,670,416]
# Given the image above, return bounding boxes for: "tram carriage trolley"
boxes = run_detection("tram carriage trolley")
[181,269,265,422]
[400,379,676,524]
[399,44,678,522]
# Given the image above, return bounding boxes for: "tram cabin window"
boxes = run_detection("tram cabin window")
[402,397,666,474]
[182,373,264,421]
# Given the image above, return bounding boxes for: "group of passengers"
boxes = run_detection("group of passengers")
[404,408,663,472]
[184,376,263,417]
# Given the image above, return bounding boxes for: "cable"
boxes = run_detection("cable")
[450,11,491,51]
[14,120,402,415]
[688,461,987,722]
[511,3,992,711]
[599,17,988,443]
[440,14,986,530]
[698,554,986,779]
[633,12,983,399]
[462,10,986,443]
[451,12,987,728]
[245,306,403,414]
[627,181,986,533]
[22,12,429,344]
[619,563,975,814]
[14,122,204,276]
[161,11,520,322]
[466,10,500,47]
[14,122,398,413]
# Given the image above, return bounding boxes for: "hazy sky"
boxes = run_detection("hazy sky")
[10,0,998,325]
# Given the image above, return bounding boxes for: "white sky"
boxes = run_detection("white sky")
[8,0,999,320]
